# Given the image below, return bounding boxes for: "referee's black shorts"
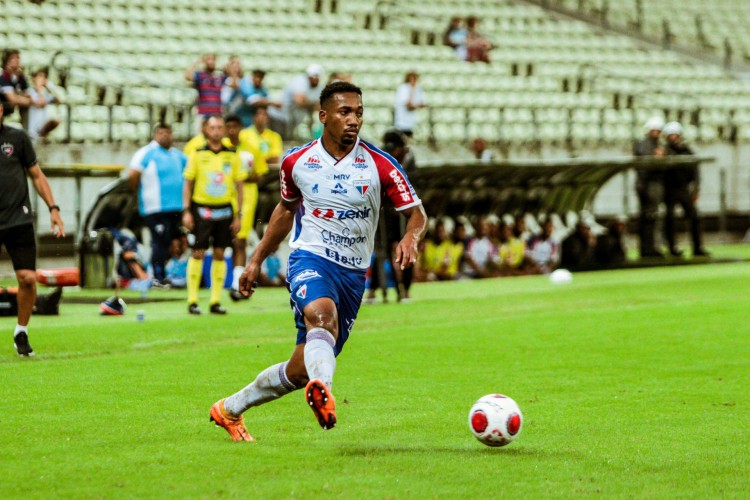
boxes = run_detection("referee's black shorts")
[0,223,37,271]
[190,204,233,251]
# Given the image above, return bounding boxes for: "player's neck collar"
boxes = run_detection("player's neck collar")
[321,137,358,165]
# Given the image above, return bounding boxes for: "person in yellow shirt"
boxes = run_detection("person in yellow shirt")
[182,115,246,315]
[226,108,282,300]
[183,117,210,156]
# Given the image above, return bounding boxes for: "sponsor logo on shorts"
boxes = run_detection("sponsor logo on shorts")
[296,284,307,299]
[294,269,321,283]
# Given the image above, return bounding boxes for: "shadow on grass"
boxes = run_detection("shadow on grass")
[337,444,567,458]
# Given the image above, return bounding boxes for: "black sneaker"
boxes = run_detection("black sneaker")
[229,290,248,302]
[188,303,202,315]
[14,331,34,357]
[210,303,227,315]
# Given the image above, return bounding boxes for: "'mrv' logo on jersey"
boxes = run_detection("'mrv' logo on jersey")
[312,207,372,220]
[389,170,412,202]
[304,155,322,169]
[353,154,368,169]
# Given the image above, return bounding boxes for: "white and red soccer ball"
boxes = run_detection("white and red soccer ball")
[468,394,523,447]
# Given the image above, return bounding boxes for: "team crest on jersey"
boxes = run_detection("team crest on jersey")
[296,284,307,299]
[1,143,13,157]
[352,178,370,196]
[304,155,322,169]
[353,154,368,169]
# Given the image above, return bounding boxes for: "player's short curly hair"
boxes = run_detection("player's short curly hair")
[319,81,362,107]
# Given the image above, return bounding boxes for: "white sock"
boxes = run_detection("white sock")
[14,324,27,337]
[304,328,336,389]
[224,362,299,416]
[232,266,244,291]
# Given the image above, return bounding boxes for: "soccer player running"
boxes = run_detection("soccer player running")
[0,102,64,356]
[209,81,427,441]
[182,115,245,315]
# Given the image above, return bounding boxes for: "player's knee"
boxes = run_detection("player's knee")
[212,248,225,261]
[16,271,36,289]
[192,249,206,260]
[305,313,338,338]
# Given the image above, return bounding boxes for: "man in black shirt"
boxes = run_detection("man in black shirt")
[0,101,64,356]
[0,49,31,125]
[633,116,665,258]
[662,121,707,257]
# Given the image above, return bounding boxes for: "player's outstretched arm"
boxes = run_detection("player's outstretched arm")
[394,204,427,270]
[239,199,299,297]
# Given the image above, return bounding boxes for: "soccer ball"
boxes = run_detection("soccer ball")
[468,394,523,447]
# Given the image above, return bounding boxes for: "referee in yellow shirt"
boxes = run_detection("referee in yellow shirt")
[182,115,247,315]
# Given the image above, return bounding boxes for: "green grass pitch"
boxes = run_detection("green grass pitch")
[1,262,749,497]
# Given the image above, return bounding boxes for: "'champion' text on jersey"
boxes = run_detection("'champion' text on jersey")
[280,137,421,270]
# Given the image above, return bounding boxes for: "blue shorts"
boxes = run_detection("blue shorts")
[286,250,367,356]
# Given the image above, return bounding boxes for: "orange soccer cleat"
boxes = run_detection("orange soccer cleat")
[209,399,255,442]
[305,379,337,430]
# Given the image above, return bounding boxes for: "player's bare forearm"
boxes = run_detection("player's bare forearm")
[239,199,297,296]
[250,199,297,266]
[235,181,244,212]
[28,164,65,237]
[395,204,427,269]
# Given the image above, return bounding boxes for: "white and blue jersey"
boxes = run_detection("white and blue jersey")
[129,141,187,216]
[279,137,421,270]
[280,137,422,355]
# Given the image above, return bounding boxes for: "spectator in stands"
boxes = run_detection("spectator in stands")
[594,217,627,268]
[471,137,494,162]
[662,121,708,257]
[182,115,246,315]
[633,116,665,258]
[235,69,282,127]
[184,53,225,120]
[128,123,187,285]
[527,219,559,274]
[465,16,494,64]
[463,216,499,278]
[394,71,427,138]
[221,55,244,115]
[1,49,32,127]
[419,220,463,281]
[443,17,468,60]
[268,64,325,140]
[560,220,595,271]
[27,68,63,142]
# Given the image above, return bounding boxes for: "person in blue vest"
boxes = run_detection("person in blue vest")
[128,123,187,284]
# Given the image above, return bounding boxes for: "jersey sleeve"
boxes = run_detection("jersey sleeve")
[183,152,197,180]
[129,145,149,171]
[20,131,37,169]
[279,155,300,201]
[376,158,421,211]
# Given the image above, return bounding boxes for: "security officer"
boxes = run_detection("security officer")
[633,116,665,258]
[662,121,708,257]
